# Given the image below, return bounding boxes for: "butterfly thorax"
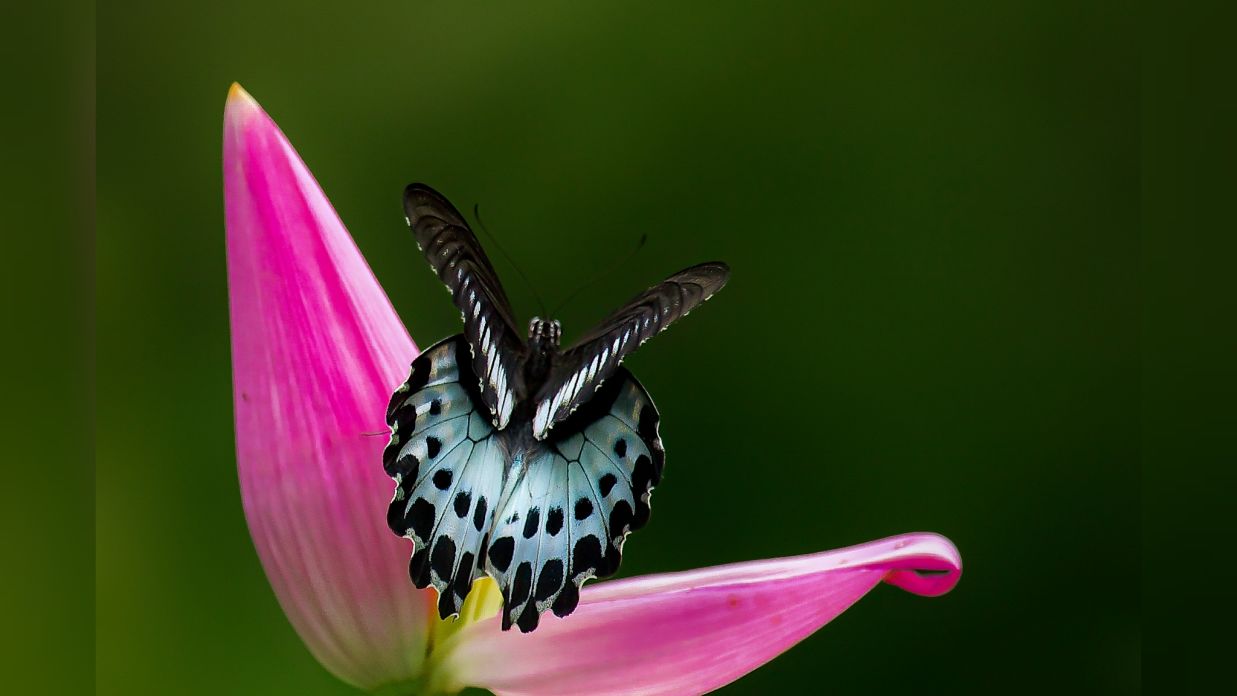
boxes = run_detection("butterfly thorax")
[523,317,562,388]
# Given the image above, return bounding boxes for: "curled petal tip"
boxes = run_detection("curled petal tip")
[876,531,963,597]
[444,531,962,696]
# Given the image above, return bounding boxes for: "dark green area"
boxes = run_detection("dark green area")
[98,2,1138,693]
[6,2,95,695]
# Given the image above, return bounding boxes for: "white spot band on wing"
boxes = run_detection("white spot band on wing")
[533,401,551,439]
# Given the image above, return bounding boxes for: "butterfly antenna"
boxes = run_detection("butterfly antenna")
[551,233,647,318]
[473,203,547,317]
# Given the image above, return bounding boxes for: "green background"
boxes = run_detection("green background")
[98,2,1138,694]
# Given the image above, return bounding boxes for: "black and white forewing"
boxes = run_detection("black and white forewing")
[532,262,729,439]
[405,184,525,429]
[385,336,507,619]
[485,368,665,632]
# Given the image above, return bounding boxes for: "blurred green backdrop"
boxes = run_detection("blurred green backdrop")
[98,2,1138,694]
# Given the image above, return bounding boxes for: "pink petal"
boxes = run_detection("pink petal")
[224,83,431,689]
[443,532,961,696]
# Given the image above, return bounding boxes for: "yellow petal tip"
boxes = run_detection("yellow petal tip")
[227,82,252,103]
[224,83,264,126]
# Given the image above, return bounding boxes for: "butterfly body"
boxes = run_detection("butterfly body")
[385,184,728,632]
[519,318,561,411]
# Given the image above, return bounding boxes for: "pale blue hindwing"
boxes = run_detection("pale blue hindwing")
[384,335,665,631]
[384,336,506,619]
[484,373,663,632]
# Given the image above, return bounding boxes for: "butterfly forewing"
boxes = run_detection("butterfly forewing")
[404,184,526,429]
[532,262,729,439]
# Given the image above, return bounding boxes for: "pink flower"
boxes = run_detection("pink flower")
[224,83,962,695]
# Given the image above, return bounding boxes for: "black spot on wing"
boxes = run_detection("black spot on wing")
[501,596,513,631]
[438,586,457,619]
[574,497,594,520]
[454,552,475,599]
[511,561,533,607]
[387,497,410,535]
[551,581,580,618]
[391,400,417,431]
[387,451,419,479]
[608,499,633,540]
[488,536,514,572]
[633,501,652,531]
[429,398,442,416]
[522,508,540,539]
[477,538,489,570]
[613,438,627,458]
[546,507,564,536]
[408,545,431,587]
[598,540,623,577]
[381,442,400,478]
[454,491,471,519]
[426,436,442,459]
[473,496,488,532]
[386,352,431,422]
[534,559,564,602]
[572,534,602,578]
[408,498,435,541]
[598,473,617,497]
[433,469,453,490]
[382,413,417,475]
[516,602,540,633]
[431,536,457,583]
[637,403,660,442]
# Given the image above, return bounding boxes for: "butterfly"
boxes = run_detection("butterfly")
[383,184,729,632]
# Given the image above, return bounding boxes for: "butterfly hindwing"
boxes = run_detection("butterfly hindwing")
[484,367,665,632]
[385,335,507,618]
[532,262,729,439]
[404,184,526,429]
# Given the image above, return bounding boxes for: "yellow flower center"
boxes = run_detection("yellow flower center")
[419,578,504,694]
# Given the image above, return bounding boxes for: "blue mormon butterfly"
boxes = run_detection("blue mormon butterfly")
[383,184,729,632]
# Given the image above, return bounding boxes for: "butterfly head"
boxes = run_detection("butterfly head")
[528,317,562,352]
